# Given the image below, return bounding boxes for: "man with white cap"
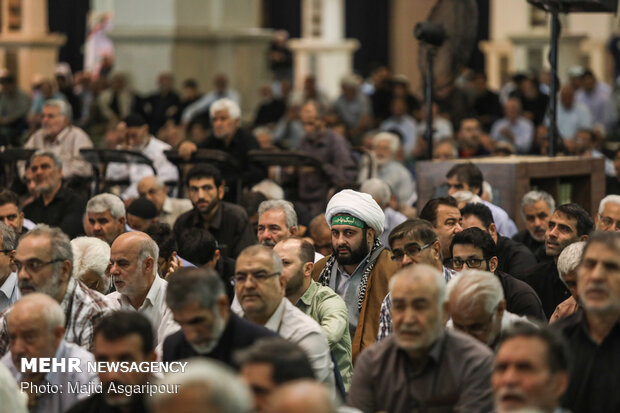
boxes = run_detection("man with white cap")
[312,189,399,360]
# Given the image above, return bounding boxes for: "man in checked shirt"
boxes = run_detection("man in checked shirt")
[0,224,110,356]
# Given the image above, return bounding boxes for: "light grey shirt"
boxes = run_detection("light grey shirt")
[0,272,19,313]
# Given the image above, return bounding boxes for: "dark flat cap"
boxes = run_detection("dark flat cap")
[123,113,147,127]
[127,197,158,219]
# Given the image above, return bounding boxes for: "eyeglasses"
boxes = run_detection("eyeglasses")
[14,258,64,273]
[451,257,488,269]
[0,249,12,255]
[391,242,433,262]
[599,214,620,231]
[233,271,280,284]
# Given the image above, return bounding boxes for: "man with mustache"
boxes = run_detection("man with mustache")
[85,193,126,245]
[0,222,19,312]
[0,224,110,356]
[257,200,298,248]
[594,194,620,232]
[553,231,620,412]
[1,293,96,413]
[512,190,556,261]
[525,203,593,319]
[493,323,570,413]
[313,189,398,360]
[347,264,494,413]
[173,164,255,259]
[66,311,155,413]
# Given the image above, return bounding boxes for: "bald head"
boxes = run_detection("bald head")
[137,175,167,213]
[266,380,336,413]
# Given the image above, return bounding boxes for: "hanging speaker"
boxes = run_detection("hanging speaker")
[527,0,617,12]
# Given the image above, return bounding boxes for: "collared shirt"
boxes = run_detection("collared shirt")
[482,200,518,239]
[554,103,593,141]
[575,81,613,126]
[106,136,179,200]
[377,266,456,342]
[553,310,620,412]
[1,340,98,413]
[380,207,408,246]
[173,201,256,260]
[347,330,494,413]
[24,125,94,178]
[157,196,193,228]
[380,115,418,155]
[0,277,111,356]
[490,116,534,154]
[297,280,353,389]
[106,275,179,347]
[334,252,373,336]
[233,297,335,391]
[0,272,19,313]
[23,186,86,239]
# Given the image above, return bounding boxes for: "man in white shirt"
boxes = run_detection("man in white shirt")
[232,245,335,392]
[106,114,178,200]
[107,231,179,347]
[137,176,192,228]
[0,223,19,313]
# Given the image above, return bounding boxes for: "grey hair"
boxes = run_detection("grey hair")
[451,190,483,205]
[447,270,504,314]
[71,236,111,291]
[166,268,225,311]
[258,200,298,229]
[12,292,66,332]
[389,264,447,309]
[598,195,620,215]
[137,236,159,276]
[557,241,585,283]
[0,363,27,413]
[151,358,253,413]
[373,132,401,154]
[521,190,556,215]
[360,178,392,206]
[482,181,494,203]
[238,244,284,274]
[86,193,126,219]
[21,224,72,276]
[31,149,63,169]
[252,180,284,200]
[0,222,17,250]
[44,98,72,121]
[210,98,241,120]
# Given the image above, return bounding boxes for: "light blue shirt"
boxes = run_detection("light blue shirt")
[483,200,518,238]
[0,272,19,313]
[380,115,418,155]
[554,103,592,141]
[490,117,534,154]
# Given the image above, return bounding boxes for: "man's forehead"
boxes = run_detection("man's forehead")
[551,211,577,227]
[452,243,483,256]
[392,236,424,248]
[16,235,51,254]
[94,332,144,354]
[89,210,114,220]
[602,202,620,216]
[236,251,273,271]
[524,200,550,213]
[437,205,460,218]
[583,241,620,260]
[260,209,287,225]
[189,177,215,187]
[32,156,54,166]
[213,109,230,118]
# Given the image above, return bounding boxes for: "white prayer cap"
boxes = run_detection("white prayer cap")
[325,189,385,235]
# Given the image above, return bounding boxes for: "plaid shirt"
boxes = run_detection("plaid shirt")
[0,278,111,356]
[377,266,456,342]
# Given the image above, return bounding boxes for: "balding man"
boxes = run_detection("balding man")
[595,195,620,231]
[107,232,179,347]
[137,176,192,227]
[0,224,110,355]
[267,380,337,413]
[1,293,97,412]
[347,264,494,412]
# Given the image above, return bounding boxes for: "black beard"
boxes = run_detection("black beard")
[334,231,370,266]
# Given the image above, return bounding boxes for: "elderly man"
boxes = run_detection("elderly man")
[312,189,398,359]
[512,190,556,259]
[233,245,335,390]
[461,202,537,279]
[163,267,275,366]
[257,199,298,247]
[23,99,93,179]
[23,150,86,238]
[267,380,338,413]
[419,196,463,262]
[525,203,593,319]
[377,219,457,341]
[106,113,178,200]
[85,193,126,245]
[556,85,593,148]
[274,237,353,389]
[0,188,33,234]
[107,231,179,347]
[549,241,584,324]
[552,231,620,411]
[490,97,534,154]
[595,194,620,231]
[447,270,530,348]
[332,74,371,140]
[0,223,19,312]
[70,236,111,294]
[360,178,407,246]
[173,164,255,259]
[66,311,157,413]
[0,224,110,355]
[347,264,494,412]
[493,323,570,413]
[1,293,97,413]
[451,228,545,320]
[137,176,192,227]
[236,337,317,413]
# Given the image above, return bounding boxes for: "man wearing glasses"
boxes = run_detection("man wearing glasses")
[450,228,545,321]
[0,224,110,357]
[0,222,19,312]
[595,195,620,232]
[233,245,335,392]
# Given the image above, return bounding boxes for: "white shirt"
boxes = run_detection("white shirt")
[0,272,19,313]
[106,136,179,200]
[233,297,335,391]
[107,275,179,348]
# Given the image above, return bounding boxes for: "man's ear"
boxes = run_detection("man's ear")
[366,228,376,243]
[488,223,498,238]
[441,300,451,325]
[431,240,441,261]
[302,261,314,278]
[217,294,230,319]
[218,184,225,200]
[144,256,155,274]
[118,216,126,227]
[290,226,298,236]
[579,234,589,242]
[488,256,498,272]
[59,261,72,283]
